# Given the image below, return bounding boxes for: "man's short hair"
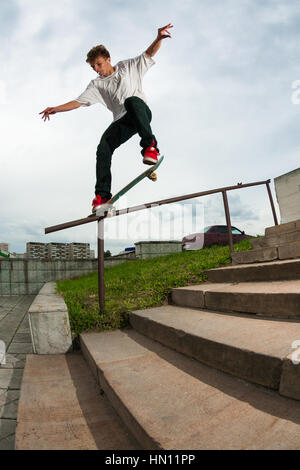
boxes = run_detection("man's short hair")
[86,45,110,64]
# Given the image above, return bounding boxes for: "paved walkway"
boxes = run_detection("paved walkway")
[0,295,35,450]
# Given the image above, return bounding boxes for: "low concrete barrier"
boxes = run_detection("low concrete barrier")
[28,282,73,354]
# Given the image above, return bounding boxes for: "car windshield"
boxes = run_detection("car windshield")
[203,226,243,234]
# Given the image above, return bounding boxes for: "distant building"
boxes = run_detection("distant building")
[70,243,91,260]
[26,242,48,259]
[0,243,12,258]
[0,243,9,253]
[274,168,300,223]
[26,242,92,260]
[48,242,70,260]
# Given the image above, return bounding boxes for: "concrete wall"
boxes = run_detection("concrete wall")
[104,241,183,266]
[104,251,136,268]
[135,241,182,260]
[0,242,184,295]
[0,259,98,295]
[274,168,300,224]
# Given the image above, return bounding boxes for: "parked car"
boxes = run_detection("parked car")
[182,225,251,250]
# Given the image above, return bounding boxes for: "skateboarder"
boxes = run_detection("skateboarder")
[40,23,173,212]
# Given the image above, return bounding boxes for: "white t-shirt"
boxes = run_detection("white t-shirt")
[76,52,155,122]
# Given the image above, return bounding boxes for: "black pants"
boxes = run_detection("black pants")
[95,96,157,199]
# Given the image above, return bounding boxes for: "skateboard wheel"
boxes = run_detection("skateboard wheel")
[148,172,157,181]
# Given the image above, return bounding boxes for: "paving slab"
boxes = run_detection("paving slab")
[80,329,300,450]
[0,433,15,450]
[0,390,19,406]
[0,295,35,450]
[0,418,17,440]
[13,333,32,343]
[7,343,33,354]
[0,399,19,419]
[15,353,140,450]
[1,354,26,369]
[0,296,35,345]
[0,369,24,389]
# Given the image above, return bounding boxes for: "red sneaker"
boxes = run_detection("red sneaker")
[143,140,160,165]
[92,195,109,213]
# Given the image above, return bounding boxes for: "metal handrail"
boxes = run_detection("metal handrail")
[45,178,278,314]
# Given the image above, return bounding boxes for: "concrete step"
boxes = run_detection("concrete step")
[170,280,300,318]
[231,247,278,264]
[15,353,140,450]
[232,242,300,264]
[249,237,263,249]
[130,305,300,399]
[265,219,300,237]
[206,259,300,283]
[80,329,300,449]
[250,230,300,249]
[278,241,300,260]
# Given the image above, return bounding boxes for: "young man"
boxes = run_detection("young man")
[40,23,173,213]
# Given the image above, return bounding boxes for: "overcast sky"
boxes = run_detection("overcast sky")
[1,0,300,255]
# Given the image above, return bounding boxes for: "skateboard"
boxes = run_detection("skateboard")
[89,155,164,218]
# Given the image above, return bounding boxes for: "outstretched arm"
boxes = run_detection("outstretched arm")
[39,100,82,121]
[145,23,173,58]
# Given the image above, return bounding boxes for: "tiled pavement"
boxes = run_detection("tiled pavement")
[0,295,35,450]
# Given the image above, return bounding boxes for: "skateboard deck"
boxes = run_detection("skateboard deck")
[90,155,164,217]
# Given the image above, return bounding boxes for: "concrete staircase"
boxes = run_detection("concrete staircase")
[232,219,300,264]
[77,220,300,449]
[16,219,300,449]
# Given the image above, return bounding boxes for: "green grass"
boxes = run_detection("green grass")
[56,238,254,337]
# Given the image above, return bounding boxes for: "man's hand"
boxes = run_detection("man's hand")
[157,23,173,40]
[39,107,57,121]
[39,101,81,121]
[146,23,174,58]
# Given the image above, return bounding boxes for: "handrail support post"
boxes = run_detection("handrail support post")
[222,190,234,255]
[97,217,105,315]
[266,181,278,226]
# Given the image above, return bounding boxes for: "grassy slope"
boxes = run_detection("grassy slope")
[56,239,253,337]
